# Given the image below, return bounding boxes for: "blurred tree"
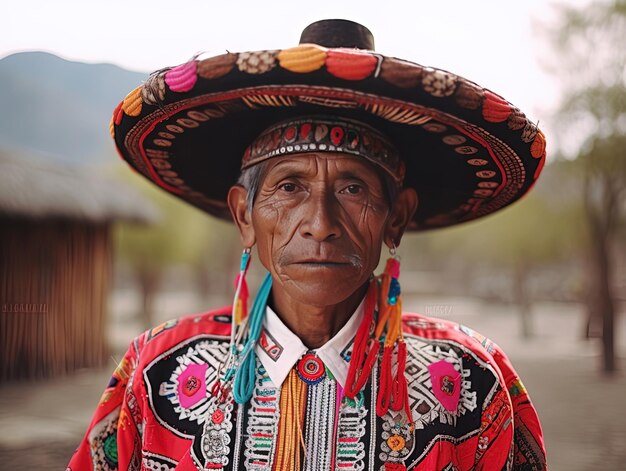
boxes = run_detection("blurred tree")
[112,165,239,328]
[406,166,584,338]
[576,135,626,371]
[546,0,626,373]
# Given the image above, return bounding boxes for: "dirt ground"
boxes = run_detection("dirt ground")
[1,297,624,470]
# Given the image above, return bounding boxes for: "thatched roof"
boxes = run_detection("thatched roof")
[0,153,160,223]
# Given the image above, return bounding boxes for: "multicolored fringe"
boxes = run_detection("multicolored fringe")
[213,249,273,405]
[233,273,272,404]
[345,257,413,426]
[274,369,308,470]
[232,248,251,327]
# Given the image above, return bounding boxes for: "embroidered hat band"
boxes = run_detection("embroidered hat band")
[242,116,405,185]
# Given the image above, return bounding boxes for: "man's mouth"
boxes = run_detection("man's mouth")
[295,259,349,266]
[279,250,363,269]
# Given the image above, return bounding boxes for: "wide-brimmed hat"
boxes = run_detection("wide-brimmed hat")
[111,19,546,230]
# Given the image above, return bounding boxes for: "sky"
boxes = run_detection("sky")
[2,0,592,157]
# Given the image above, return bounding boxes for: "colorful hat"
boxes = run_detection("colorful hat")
[111,19,546,230]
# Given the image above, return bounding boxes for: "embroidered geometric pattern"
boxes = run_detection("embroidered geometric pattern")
[243,362,281,470]
[303,373,336,470]
[142,451,177,470]
[258,328,284,362]
[404,335,478,430]
[192,396,234,469]
[87,407,121,471]
[378,413,415,468]
[336,391,368,470]
[153,338,228,431]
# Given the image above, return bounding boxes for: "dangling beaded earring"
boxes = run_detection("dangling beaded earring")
[233,271,272,403]
[214,248,252,401]
[231,247,251,344]
[376,245,412,422]
[213,248,273,405]
[345,243,413,426]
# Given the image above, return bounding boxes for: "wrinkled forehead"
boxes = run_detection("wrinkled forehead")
[260,151,387,180]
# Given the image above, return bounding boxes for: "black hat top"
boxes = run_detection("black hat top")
[299,19,375,50]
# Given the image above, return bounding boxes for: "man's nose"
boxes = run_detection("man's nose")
[299,190,342,242]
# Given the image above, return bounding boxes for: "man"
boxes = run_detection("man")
[68,20,547,470]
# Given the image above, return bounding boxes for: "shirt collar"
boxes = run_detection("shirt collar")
[255,298,365,389]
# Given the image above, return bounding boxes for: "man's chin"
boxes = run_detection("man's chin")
[277,271,368,308]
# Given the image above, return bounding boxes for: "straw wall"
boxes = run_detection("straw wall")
[1,218,111,381]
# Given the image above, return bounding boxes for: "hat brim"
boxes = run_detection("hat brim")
[112,45,546,230]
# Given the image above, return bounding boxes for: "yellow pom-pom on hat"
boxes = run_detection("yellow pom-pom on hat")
[531,130,547,159]
[278,44,327,73]
[121,86,143,117]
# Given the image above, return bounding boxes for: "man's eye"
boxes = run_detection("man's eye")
[343,184,362,195]
[279,183,297,192]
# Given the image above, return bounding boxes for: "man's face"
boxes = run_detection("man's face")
[248,152,393,307]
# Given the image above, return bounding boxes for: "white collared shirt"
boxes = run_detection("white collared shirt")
[255,298,365,388]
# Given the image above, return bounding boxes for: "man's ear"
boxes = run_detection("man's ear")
[227,185,256,248]
[384,188,418,249]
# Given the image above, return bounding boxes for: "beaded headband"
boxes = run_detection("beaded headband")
[241,116,405,185]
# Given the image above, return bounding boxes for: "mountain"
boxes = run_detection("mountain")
[0,51,147,165]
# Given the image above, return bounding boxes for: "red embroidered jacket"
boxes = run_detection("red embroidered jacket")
[67,307,547,470]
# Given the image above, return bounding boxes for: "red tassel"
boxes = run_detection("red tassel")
[405,399,414,428]
[390,342,407,412]
[233,273,249,321]
[345,280,377,398]
[355,340,380,394]
[397,343,414,426]
[385,257,400,279]
[211,378,221,397]
[377,345,393,416]
[346,255,412,429]
[234,273,249,303]
[384,463,406,470]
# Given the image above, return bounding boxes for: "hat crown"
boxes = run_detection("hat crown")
[299,19,375,50]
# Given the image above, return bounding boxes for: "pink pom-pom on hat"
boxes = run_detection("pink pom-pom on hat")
[165,61,198,93]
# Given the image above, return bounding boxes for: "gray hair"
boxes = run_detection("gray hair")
[236,162,268,211]
[236,160,399,211]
